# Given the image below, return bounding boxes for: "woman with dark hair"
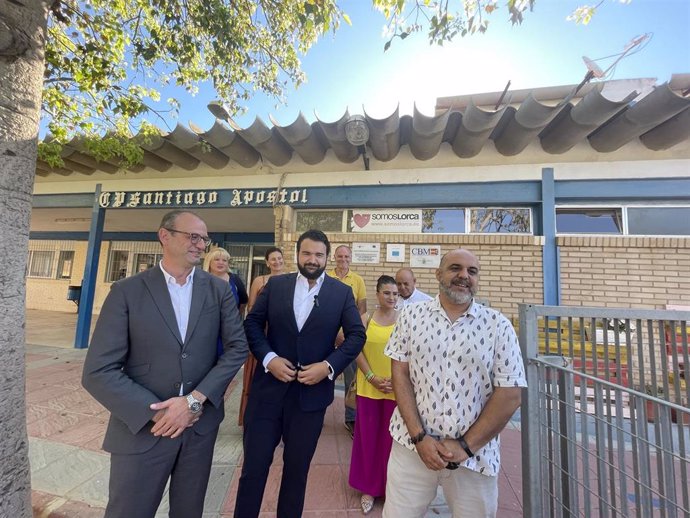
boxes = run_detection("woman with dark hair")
[349,275,399,514]
[238,246,286,425]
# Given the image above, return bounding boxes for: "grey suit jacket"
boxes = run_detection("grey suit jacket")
[82,265,248,454]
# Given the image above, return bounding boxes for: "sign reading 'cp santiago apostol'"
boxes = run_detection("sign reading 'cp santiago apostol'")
[350,209,422,233]
[98,188,309,208]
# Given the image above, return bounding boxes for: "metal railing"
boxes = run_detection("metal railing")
[519,304,690,518]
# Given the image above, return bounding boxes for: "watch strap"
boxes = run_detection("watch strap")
[410,430,426,445]
[457,433,474,458]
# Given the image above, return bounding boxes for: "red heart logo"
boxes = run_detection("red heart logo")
[353,213,371,228]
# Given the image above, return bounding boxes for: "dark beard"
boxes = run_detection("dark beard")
[298,263,325,280]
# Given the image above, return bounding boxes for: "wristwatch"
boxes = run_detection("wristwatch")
[186,393,203,414]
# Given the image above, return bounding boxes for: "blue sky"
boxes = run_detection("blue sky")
[166,0,690,131]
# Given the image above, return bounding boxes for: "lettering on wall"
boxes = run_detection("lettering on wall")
[98,188,308,208]
[350,209,423,233]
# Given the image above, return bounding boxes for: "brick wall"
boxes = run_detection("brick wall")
[558,236,690,309]
[278,231,544,319]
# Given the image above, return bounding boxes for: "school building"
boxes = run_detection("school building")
[28,74,690,346]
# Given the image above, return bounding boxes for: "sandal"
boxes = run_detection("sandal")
[360,494,374,515]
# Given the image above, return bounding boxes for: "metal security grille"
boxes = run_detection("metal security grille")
[519,304,690,518]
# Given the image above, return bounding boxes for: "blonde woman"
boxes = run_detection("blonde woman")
[238,246,286,425]
[203,248,248,316]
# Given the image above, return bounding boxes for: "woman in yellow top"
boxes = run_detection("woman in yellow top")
[349,275,399,514]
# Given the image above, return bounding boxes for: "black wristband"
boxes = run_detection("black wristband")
[410,430,426,445]
[457,434,474,458]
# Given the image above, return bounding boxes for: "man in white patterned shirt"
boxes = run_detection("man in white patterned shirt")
[383,248,526,518]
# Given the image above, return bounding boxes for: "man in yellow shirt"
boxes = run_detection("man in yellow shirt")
[328,245,367,435]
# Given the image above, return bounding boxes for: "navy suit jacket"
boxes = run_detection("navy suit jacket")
[244,273,366,412]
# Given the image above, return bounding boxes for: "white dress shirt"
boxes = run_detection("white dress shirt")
[261,272,326,371]
[394,287,432,311]
[159,262,195,395]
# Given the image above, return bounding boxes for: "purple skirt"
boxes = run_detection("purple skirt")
[348,395,397,497]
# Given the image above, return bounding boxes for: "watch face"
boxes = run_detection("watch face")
[190,401,202,414]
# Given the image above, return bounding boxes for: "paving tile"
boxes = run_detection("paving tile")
[26,403,54,425]
[29,437,81,471]
[26,353,54,365]
[32,447,109,496]
[211,435,244,465]
[27,408,92,439]
[311,433,340,465]
[65,466,110,507]
[45,499,105,518]
[31,489,57,512]
[220,466,242,514]
[203,464,236,513]
[303,464,350,511]
[46,415,108,448]
[26,385,76,405]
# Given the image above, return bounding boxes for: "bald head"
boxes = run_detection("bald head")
[395,268,417,300]
[439,248,480,270]
[436,248,480,307]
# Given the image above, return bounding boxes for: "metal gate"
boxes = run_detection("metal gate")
[519,304,690,518]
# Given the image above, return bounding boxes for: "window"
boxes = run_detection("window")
[106,251,129,282]
[56,251,75,279]
[422,209,465,234]
[556,208,623,234]
[295,211,344,232]
[627,207,690,236]
[134,253,162,273]
[27,251,54,278]
[470,208,531,233]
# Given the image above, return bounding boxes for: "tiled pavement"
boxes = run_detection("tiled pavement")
[26,310,524,517]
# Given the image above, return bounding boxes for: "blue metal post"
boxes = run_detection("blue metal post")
[75,184,105,348]
[541,168,560,305]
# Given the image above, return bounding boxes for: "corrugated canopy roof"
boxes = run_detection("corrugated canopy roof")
[36,75,690,177]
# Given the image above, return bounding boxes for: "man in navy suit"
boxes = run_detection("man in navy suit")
[234,229,366,518]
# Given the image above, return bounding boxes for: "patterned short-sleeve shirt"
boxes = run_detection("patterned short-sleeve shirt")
[385,296,527,477]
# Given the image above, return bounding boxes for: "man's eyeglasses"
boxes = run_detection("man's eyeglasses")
[164,228,212,247]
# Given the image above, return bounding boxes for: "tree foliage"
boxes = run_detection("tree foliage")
[39,0,344,165]
[374,0,631,50]
[374,0,536,50]
[37,0,623,166]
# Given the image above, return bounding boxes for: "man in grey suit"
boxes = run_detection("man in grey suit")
[82,210,248,518]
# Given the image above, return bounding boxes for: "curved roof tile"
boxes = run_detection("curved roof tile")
[166,123,229,169]
[36,76,690,176]
[135,132,200,170]
[271,113,327,165]
[409,104,451,160]
[493,94,564,156]
[539,85,635,154]
[314,111,360,163]
[230,116,292,166]
[190,120,260,168]
[588,83,690,152]
[364,106,401,162]
[639,107,690,151]
[452,101,507,158]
